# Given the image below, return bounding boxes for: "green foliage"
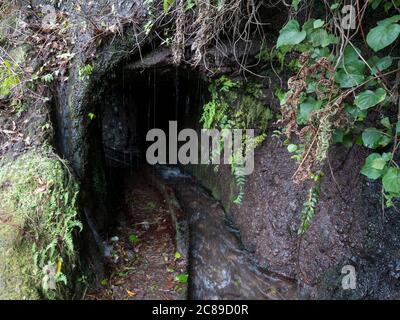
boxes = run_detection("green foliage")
[144,201,156,211]
[41,73,54,83]
[88,112,96,121]
[0,59,20,97]
[361,152,392,180]
[163,0,175,13]
[276,20,306,49]
[129,234,140,245]
[362,127,391,149]
[78,64,93,81]
[354,88,386,110]
[201,76,272,205]
[275,5,400,221]
[0,149,82,299]
[292,0,301,11]
[175,273,188,283]
[201,76,272,132]
[174,251,182,260]
[298,172,323,235]
[366,15,400,52]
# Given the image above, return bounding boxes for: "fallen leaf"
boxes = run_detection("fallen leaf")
[126,289,136,297]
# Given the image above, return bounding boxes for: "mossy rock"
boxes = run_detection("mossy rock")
[0,148,82,299]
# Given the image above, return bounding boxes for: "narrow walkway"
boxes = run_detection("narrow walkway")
[86,171,187,300]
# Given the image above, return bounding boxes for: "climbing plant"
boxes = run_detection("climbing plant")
[275,1,400,232]
[201,75,272,204]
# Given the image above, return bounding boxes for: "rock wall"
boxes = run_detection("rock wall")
[18,0,400,299]
[190,126,400,299]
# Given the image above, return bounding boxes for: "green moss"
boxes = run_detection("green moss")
[0,148,82,299]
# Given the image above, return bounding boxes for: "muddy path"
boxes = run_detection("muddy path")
[86,170,187,300]
[87,166,297,300]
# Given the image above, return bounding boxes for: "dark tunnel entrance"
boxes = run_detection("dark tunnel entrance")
[85,59,297,301]
[85,63,209,299]
[98,63,210,229]
[100,66,207,173]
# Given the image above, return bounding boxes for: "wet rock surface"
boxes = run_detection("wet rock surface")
[158,166,297,300]
[191,138,400,299]
[22,0,400,300]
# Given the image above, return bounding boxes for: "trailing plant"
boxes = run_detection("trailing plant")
[298,171,323,235]
[275,1,400,231]
[201,75,272,204]
[78,64,93,81]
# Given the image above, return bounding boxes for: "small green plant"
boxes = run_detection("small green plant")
[129,234,140,245]
[0,148,82,299]
[100,278,108,286]
[144,201,156,211]
[0,59,20,97]
[174,251,182,260]
[298,172,323,235]
[201,76,272,205]
[175,273,188,283]
[78,64,93,81]
[41,73,54,83]
[88,112,96,121]
[163,0,175,13]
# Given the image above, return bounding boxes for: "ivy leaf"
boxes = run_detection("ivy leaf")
[287,144,298,153]
[382,152,393,162]
[369,56,393,75]
[354,88,386,110]
[366,22,400,52]
[163,0,175,13]
[343,46,362,62]
[371,157,387,170]
[383,168,400,194]
[335,69,365,88]
[377,15,400,26]
[309,29,338,47]
[336,47,365,88]
[277,20,306,48]
[313,19,324,28]
[345,103,368,121]
[380,117,392,131]
[292,0,301,11]
[297,97,322,124]
[370,0,383,9]
[361,153,387,179]
[362,127,391,148]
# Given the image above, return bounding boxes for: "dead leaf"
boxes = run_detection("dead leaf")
[126,289,136,297]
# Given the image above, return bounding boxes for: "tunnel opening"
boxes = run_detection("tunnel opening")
[84,58,209,299]
[84,56,297,300]
[99,64,207,223]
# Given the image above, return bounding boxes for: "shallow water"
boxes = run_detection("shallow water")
[156,166,298,300]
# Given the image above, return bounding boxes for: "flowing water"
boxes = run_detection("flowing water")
[155,165,298,300]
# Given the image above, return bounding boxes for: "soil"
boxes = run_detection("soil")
[86,170,187,300]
